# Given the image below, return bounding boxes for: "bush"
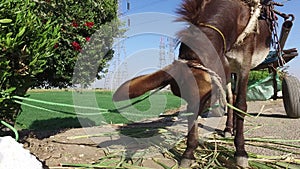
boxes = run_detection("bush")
[0,0,61,122]
[248,70,270,86]
[34,0,122,88]
[1,0,121,123]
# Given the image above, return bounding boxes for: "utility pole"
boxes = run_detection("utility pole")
[104,0,130,90]
[159,37,167,68]
[159,37,176,69]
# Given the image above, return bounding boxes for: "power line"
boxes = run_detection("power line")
[120,0,170,16]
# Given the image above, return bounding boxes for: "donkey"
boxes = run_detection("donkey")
[113,0,276,167]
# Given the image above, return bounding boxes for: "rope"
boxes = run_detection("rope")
[177,60,227,110]
[234,0,261,46]
[13,100,109,116]
[13,96,108,112]
[241,0,260,7]
[15,99,157,118]
[199,23,227,53]
[11,86,250,125]
[193,64,227,110]
[202,103,253,118]
[1,120,19,141]
[110,85,167,112]
[227,103,252,117]
[12,90,166,118]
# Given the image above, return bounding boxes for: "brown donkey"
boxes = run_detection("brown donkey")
[113,0,277,167]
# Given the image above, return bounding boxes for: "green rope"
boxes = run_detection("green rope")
[13,95,108,111]
[13,91,252,120]
[1,120,19,141]
[14,99,157,118]
[201,103,252,118]
[227,103,253,117]
[110,85,167,112]
[13,100,109,116]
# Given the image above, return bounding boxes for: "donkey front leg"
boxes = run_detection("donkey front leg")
[180,106,199,167]
[234,74,250,168]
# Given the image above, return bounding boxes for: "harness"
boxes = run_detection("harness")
[199,23,227,53]
[198,1,294,56]
[177,59,227,111]
[189,1,263,110]
[235,0,262,46]
[197,0,262,54]
[197,0,261,53]
[181,0,294,112]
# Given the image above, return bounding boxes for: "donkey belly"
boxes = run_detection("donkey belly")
[250,47,270,69]
[226,46,270,73]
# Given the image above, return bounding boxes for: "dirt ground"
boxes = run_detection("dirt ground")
[19,100,300,168]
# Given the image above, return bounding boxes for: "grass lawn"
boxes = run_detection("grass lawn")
[15,90,183,130]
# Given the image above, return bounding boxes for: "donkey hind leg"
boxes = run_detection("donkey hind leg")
[224,82,234,137]
[234,74,249,168]
[180,106,199,167]
[224,73,238,137]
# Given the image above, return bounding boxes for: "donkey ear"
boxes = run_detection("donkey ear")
[112,64,178,101]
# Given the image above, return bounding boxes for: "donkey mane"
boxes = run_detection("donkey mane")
[176,0,247,28]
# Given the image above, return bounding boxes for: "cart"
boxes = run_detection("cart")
[251,18,299,118]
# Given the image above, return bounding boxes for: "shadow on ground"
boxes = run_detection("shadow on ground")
[15,117,96,140]
[97,114,186,160]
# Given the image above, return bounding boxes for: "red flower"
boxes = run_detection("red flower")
[72,20,79,28]
[72,41,81,51]
[84,22,94,28]
[54,43,59,49]
[85,37,91,42]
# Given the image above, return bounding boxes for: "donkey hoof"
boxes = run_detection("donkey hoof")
[179,158,194,168]
[224,131,233,138]
[236,156,249,168]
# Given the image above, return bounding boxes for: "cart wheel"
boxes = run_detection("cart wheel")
[282,75,300,118]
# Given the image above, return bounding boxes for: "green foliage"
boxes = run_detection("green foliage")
[34,0,122,88]
[0,0,60,122]
[248,70,270,86]
[0,0,121,122]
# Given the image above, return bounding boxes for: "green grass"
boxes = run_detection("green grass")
[15,90,183,130]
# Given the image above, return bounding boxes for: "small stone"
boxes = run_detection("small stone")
[172,117,179,121]
[52,153,62,159]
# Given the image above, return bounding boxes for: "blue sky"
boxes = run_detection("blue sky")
[95,0,300,88]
